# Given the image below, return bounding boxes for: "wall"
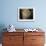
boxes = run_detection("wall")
[0,0,46,31]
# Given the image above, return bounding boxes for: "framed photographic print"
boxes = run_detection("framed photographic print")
[18,7,35,21]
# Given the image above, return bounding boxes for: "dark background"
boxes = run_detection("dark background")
[19,9,33,19]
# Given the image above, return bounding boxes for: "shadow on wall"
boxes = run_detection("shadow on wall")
[0,24,7,43]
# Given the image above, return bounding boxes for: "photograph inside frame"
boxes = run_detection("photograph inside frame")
[18,7,35,21]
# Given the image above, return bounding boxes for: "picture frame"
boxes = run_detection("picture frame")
[18,7,35,21]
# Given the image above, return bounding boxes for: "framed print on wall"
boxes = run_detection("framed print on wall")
[18,7,35,21]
